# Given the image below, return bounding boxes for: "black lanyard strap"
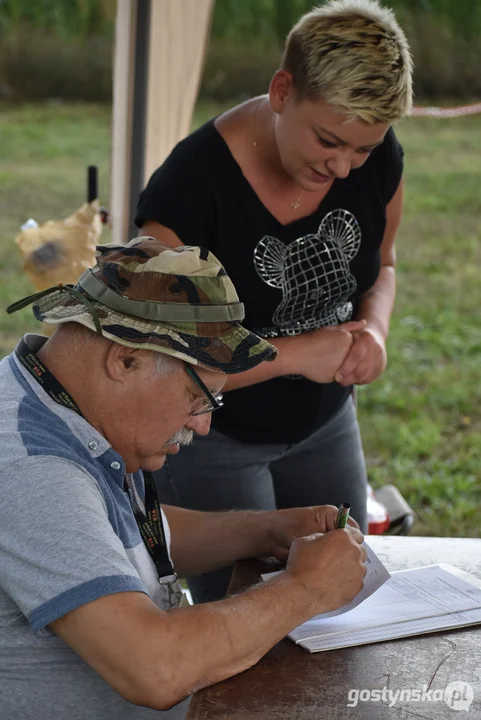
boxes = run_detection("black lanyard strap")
[16,337,175,582]
[15,337,82,414]
[132,471,176,581]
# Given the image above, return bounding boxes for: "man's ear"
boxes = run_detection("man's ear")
[104,343,143,383]
[269,70,295,113]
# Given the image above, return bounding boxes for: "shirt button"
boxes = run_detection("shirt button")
[88,440,99,451]
[110,461,121,470]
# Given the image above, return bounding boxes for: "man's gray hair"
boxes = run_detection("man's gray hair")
[57,322,181,377]
[153,352,179,377]
[282,0,413,124]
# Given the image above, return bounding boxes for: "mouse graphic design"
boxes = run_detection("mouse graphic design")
[254,209,361,334]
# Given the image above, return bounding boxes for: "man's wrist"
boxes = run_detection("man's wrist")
[239,510,279,559]
[274,568,319,622]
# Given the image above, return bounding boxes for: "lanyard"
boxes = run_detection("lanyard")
[131,471,176,581]
[15,337,82,414]
[15,337,176,584]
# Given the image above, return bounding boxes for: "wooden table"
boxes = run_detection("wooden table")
[188,536,481,719]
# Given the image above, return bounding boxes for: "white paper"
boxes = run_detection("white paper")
[262,541,390,619]
[301,607,481,652]
[291,564,481,652]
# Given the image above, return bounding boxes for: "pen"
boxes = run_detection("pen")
[336,502,351,529]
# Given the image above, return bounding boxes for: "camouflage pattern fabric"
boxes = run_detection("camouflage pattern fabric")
[30,237,277,374]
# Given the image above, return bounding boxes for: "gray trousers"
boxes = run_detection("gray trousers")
[154,397,367,603]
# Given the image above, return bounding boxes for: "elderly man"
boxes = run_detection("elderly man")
[0,238,366,720]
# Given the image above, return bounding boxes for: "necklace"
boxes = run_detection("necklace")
[252,99,305,210]
[289,191,304,210]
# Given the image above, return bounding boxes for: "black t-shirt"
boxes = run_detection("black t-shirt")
[136,120,403,444]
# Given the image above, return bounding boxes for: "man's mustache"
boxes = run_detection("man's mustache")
[166,428,194,446]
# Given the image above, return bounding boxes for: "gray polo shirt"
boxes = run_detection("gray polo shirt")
[0,335,189,720]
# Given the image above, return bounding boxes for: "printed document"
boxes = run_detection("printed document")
[285,564,481,652]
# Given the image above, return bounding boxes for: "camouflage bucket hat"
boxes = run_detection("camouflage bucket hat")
[7,237,277,374]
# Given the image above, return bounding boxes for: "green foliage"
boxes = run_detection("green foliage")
[389,0,481,40]
[1,0,480,45]
[210,0,312,46]
[0,0,116,38]
[1,30,112,102]
[0,1,480,101]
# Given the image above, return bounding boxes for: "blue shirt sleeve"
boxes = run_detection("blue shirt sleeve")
[0,456,146,633]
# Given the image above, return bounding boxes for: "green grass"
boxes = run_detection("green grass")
[0,102,480,537]
[358,114,481,537]
[0,103,112,351]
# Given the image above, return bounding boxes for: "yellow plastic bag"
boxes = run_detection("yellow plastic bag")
[15,200,103,292]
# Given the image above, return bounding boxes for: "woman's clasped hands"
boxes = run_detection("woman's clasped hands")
[291,319,386,387]
[335,323,387,386]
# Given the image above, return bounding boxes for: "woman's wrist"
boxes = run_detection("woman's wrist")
[270,335,299,377]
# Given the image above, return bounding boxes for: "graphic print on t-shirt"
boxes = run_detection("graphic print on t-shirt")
[253,209,361,337]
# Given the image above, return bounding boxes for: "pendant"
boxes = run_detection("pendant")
[291,201,300,209]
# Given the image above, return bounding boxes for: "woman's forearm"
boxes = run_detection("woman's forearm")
[224,321,365,391]
[223,336,295,391]
[355,265,396,340]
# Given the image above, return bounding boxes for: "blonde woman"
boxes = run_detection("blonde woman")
[136,0,413,602]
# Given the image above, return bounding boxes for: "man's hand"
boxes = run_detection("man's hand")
[262,505,359,563]
[334,324,387,386]
[285,528,367,615]
[164,504,358,577]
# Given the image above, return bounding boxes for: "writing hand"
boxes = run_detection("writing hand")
[264,505,359,563]
[285,528,367,616]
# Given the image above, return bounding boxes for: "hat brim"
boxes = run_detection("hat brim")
[33,290,277,374]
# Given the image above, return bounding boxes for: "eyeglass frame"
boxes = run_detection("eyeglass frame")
[185,363,224,416]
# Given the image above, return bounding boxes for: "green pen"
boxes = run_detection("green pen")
[336,502,351,529]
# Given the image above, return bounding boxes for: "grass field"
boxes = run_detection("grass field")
[0,101,480,537]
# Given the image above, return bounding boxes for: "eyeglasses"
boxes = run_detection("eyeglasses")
[185,364,224,416]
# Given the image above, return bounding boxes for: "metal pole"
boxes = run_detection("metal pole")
[129,0,151,240]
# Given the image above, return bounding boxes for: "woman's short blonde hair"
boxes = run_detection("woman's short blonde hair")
[281,0,413,124]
